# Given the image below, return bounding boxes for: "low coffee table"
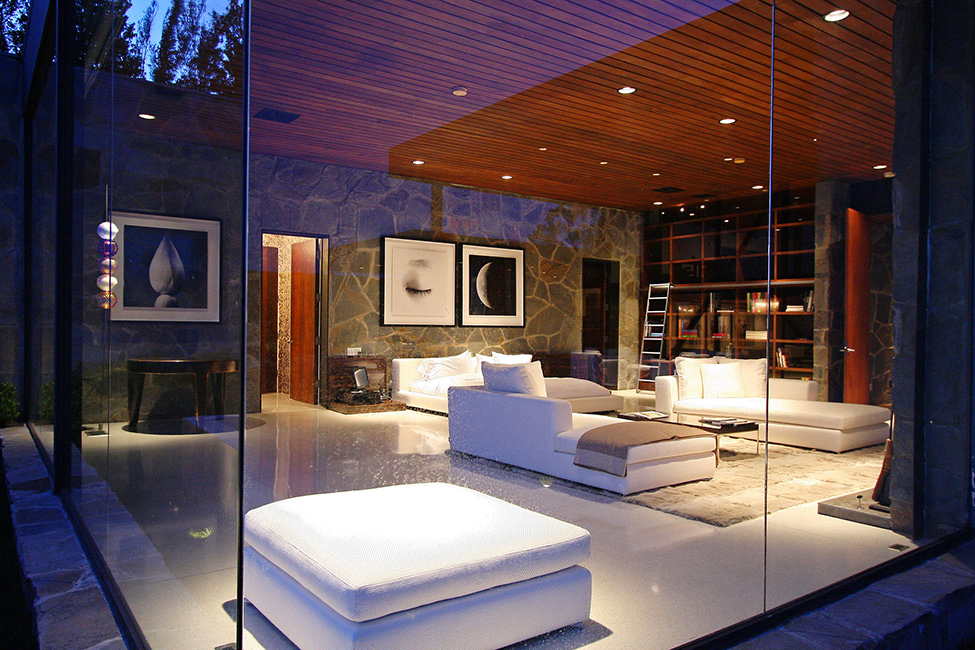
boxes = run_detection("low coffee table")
[618,412,758,464]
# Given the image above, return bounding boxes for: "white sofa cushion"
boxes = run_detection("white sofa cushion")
[482,361,547,396]
[719,357,767,397]
[701,363,746,398]
[244,483,591,623]
[544,377,611,399]
[674,397,891,430]
[674,357,720,399]
[493,352,533,364]
[416,351,474,380]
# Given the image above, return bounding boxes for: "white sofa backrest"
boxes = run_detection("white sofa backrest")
[654,374,819,415]
[769,377,818,401]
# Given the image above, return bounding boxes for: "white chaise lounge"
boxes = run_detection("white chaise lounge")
[244,483,592,650]
[655,357,891,453]
[448,385,717,495]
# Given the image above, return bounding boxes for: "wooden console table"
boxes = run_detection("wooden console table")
[126,358,238,427]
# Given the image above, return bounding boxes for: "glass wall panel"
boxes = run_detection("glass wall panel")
[243,1,780,648]
[65,0,246,647]
[764,0,960,608]
[26,61,57,456]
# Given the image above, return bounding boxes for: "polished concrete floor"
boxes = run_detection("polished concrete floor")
[75,395,913,650]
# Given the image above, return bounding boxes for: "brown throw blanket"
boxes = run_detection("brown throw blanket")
[574,421,713,477]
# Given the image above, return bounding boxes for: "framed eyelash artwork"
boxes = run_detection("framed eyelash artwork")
[381,237,457,326]
[460,244,525,327]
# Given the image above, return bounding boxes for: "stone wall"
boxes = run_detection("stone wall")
[0,55,23,394]
[249,154,643,410]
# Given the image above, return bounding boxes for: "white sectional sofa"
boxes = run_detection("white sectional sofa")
[654,357,891,453]
[448,385,716,495]
[392,354,624,414]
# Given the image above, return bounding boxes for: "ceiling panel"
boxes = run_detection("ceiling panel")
[248,0,894,210]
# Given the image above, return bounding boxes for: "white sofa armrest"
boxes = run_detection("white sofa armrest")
[391,358,423,397]
[768,378,818,401]
[448,386,573,464]
[655,375,678,414]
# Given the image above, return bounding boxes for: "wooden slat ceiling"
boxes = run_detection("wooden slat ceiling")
[250,0,894,211]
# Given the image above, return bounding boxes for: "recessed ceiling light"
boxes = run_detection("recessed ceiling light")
[724,219,730,223]
[538,147,547,151]
[653,201,663,206]
[873,164,888,170]
[813,138,818,142]
[600,161,609,165]
[679,207,685,212]
[138,113,156,120]
[618,86,636,94]
[412,160,425,165]
[719,118,736,124]
[752,185,764,190]
[501,175,512,180]
[733,157,746,164]
[724,157,734,162]
[700,204,706,209]
[652,172,661,176]
[451,86,468,96]
[824,9,850,22]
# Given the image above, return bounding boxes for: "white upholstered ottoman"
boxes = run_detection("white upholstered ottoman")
[243,483,592,650]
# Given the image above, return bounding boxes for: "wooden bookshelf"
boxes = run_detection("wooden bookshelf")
[640,201,815,388]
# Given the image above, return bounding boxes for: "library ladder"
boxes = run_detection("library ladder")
[638,283,671,392]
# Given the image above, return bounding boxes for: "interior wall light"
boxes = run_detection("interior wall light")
[617,86,636,94]
[824,9,850,22]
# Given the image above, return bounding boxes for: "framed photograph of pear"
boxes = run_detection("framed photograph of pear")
[461,244,524,327]
[110,212,221,322]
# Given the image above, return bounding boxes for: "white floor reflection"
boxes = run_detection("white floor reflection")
[76,395,911,650]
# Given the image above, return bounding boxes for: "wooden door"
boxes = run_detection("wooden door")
[261,247,280,393]
[581,259,620,388]
[844,208,871,404]
[291,239,319,404]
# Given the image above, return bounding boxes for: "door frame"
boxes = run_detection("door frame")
[260,231,329,404]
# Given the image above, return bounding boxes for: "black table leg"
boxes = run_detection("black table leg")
[127,372,145,428]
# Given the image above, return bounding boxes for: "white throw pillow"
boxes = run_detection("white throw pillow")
[481,361,547,396]
[492,352,533,365]
[701,363,746,399]
[673,357,719,399]
[416,351,473,380]
[473,353,493,375]
[719,357,767,397]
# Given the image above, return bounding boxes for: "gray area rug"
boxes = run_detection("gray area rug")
[623,438,885,527]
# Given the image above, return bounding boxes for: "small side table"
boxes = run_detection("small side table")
[126,358,238,427]
[683,418,759,465]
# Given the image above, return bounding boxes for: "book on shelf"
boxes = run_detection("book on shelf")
[785,305,804,312]
[776,347,788,367]
[745,329,767,340]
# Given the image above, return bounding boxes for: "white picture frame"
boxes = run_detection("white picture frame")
[110,212,221,322]
[461,244,525,327]
[381,237,456,326]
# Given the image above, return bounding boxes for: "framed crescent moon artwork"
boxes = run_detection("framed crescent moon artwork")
[110,212,221,322]
[381,237,457,326]
[461,244,525,327]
